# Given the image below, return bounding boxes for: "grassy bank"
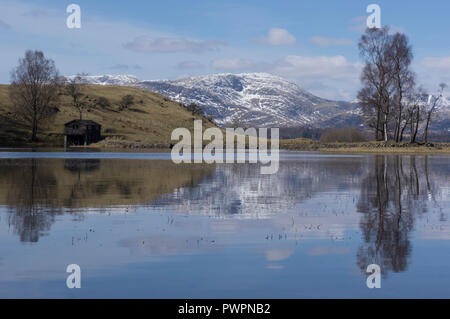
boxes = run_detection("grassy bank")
[88,139,450,154]
[0,84,216,147]
[280,139,450,154]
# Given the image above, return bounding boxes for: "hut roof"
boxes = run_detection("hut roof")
[64,120,100,127]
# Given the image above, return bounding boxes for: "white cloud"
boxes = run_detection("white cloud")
[270,55,362,100]
[210,55,362,100]
[0,1,169,54]
[177,61,204,69]
[272,55,361,80]
[310,36,353,47]
[124,36,225,53]
[0,0,227,81]
[417,57,450,91]
[0,0,362,100]
[255,28,296,46]
[212,58,253,71]
[421,56,450,69]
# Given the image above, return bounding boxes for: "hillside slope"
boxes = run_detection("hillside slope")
[73,74,449,138]
[0,84,216,146]
[68,73,363,127]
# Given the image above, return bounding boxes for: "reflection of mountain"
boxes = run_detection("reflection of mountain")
[0,159,213,242]
[151,157,366,217]
[1,154,448,258]
[148,155,448,277]
[356,155,447,275]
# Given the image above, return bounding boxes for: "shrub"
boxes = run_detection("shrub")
[185,103,204,116]
[118,95,134,111]
[97,96,111,108]
[320,127,367,143]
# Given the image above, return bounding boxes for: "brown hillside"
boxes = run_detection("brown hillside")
[0,84,216,146]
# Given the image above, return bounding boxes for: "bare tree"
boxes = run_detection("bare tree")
[358,27,395,141]
[358,86,380,137]
[404,87,426,143]
[65,75,88,120]
[358,27,415,142]
[389,33,415,142]
[10,50,61,142]
[423,83,447,143]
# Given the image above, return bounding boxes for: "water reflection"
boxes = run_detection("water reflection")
[152,158,365,217]
[0,158,214,242]
[2,159,58,242]
[64,159,101,172]
[0,153,448,291]
[356,155,445,275]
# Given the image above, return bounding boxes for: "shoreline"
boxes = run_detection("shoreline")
[1,141,450,154]
[280,141,450,154]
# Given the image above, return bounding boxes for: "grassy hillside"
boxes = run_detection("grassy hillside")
[0,84,216,146]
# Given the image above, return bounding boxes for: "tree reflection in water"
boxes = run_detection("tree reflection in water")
[5,159,58,242]
[0,158,213,243]
[356,155,440,275]
[0,153,445,271]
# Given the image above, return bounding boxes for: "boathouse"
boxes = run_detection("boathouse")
[64,120,101,146]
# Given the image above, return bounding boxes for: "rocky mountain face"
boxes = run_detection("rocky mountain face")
[71,73,449,136]
[137,73,362,128]
[66,74,141,86]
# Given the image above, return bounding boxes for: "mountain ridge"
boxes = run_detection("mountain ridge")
[70,73,449,131]
[72,73,362,128]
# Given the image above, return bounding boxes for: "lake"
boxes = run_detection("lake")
[0,151,449,298]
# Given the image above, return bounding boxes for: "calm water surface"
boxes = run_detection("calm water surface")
[0,151,449,298]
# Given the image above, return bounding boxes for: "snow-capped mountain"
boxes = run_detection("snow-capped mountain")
[70,73,360,127]
[66,74,140,86]
[137,73,361,127]
[69,73,448,130]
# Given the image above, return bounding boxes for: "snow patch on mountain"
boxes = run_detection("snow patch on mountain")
[68,72,448,129]
[66,74,140,86]
[136,73,360,127]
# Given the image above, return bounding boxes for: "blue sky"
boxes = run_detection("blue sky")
[0,0,449,100]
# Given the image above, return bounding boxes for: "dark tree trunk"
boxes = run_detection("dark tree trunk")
[412,107,420,143]
[31,113,38,142]
[400,121,407,142]
[424,112,432,143]
[375,108,381,140]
